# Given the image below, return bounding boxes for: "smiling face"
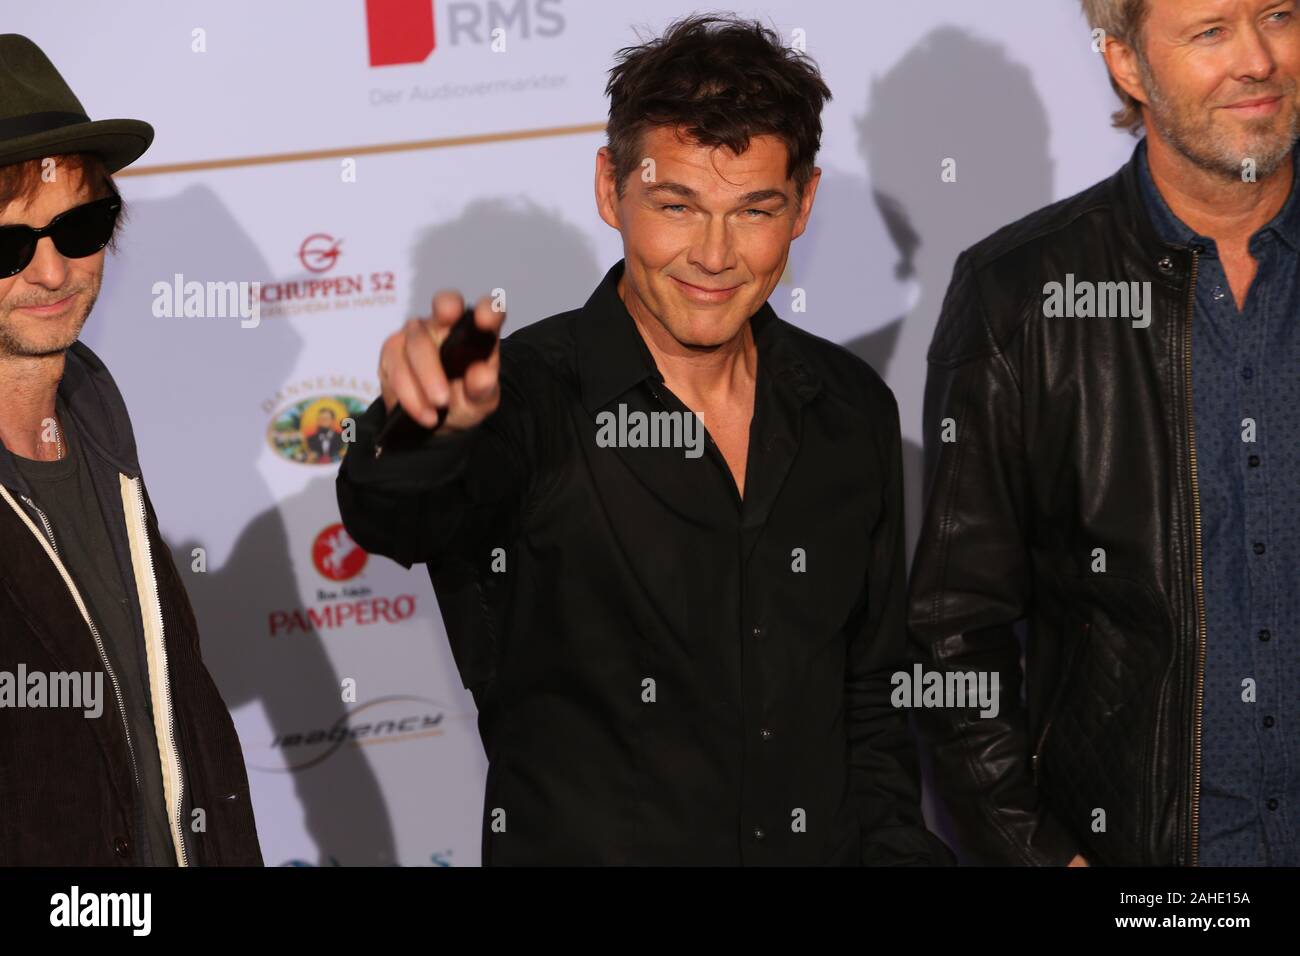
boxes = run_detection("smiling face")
[0,167,106,359]
[1123,0,1300,178]
[595,125,819,351]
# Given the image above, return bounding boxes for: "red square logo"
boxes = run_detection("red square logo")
[366,0,436,66]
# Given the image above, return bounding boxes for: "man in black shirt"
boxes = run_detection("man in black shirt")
[338,14,949,866]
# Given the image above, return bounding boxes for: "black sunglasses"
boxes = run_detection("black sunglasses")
[0,187,122,279]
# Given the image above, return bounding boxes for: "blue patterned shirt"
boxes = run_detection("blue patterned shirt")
[1138,139,1300,866]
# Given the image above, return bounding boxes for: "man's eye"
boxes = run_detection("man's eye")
[661,204,687,213]
[1196,26,1223,40]
[743,209,774,219]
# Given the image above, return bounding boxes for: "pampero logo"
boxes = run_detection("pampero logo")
[50,886,151,936]
[313,523,368,582]
[366,0,565,66]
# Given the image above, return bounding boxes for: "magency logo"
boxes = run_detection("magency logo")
[365,0,565,66]
[260,696,451,771]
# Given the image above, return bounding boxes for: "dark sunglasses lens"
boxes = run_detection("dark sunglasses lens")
[0,228,37,278]
[51,201,120,258]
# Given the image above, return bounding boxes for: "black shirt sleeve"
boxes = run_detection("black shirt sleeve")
[849,387,955,866]
[336,338,547,573]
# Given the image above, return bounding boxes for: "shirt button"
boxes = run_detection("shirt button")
[1253,542,1266,555]
[760,727,773,741]
[1263,716,1275,728]
[752,827,766,841]
[751,625,763,640]
[1249,455,1261,468]
[1212,285,1226,301]
[1259,629,1272,642]
[1242,367,1254,381]
[1267,798,1280,812]
[113,836,132,859]
[1157,256,1174,273]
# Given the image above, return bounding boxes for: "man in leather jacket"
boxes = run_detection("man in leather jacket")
[907,0,1300,866]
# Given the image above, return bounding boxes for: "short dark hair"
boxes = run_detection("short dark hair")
[604,13,832,202]
[0,153,125,251]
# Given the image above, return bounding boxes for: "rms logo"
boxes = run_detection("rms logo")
[365,0,565,67]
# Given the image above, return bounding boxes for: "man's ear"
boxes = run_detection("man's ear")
[1103,32,1149,111]
[594,147,622,231]
[792,166,821,241]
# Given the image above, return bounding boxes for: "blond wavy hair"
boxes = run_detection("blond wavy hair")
[1080,0,1151,134]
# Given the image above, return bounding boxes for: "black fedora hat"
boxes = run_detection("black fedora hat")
[0,34,153,174]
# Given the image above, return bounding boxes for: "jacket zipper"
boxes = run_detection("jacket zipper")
[11,492,142,796]
[1182,249,1207,867]
[121,476,190,866]
[1029,723,1050,785]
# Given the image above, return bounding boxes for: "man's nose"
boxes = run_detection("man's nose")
[21,235,70,290]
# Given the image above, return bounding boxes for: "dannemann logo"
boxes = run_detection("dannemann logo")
[365,0,565,66]
[266,393,369,466]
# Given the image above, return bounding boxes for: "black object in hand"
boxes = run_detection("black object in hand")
[372,306,499,458]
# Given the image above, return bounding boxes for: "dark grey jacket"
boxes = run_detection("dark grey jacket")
[0,341,262,865]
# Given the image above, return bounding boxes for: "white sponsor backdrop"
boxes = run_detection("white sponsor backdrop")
[8,1,1137,865]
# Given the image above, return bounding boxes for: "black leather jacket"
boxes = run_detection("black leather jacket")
[908,141,1209,866]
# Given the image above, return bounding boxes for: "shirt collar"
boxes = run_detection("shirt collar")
[1137,136,1300,254]
[575,259,821,414]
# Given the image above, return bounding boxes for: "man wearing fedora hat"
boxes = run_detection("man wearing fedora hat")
[0,35,262,865]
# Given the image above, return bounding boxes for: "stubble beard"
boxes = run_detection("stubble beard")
[0,281,99,359]
[1139,51,1300,182]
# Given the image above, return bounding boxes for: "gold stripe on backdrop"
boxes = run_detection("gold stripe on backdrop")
[118,121,607,177]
